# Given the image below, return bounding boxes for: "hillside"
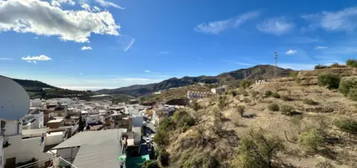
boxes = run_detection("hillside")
[97,65,293,97]
[152,65,357,168]
[9,77,92,99]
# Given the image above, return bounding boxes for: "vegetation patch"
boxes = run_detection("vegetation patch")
[298,128,325,153]
[318,73,341,89]
[272,92,281,98]
[303,99,319,105]
[346,59,357,68]
[230,129,284,168]
[334,119,357,134]
[280,105,295,116]
[268,103,280,111]
[339,77,357,101]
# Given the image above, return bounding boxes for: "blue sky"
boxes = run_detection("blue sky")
[1,0,357,90]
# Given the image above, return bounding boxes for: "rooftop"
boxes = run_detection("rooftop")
[53,129,127,168]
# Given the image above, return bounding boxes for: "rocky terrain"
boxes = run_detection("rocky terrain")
[152,64,357,168]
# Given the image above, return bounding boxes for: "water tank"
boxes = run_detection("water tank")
[0,76,29,120]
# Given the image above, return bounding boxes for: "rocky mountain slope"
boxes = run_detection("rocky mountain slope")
[152,65,357,168]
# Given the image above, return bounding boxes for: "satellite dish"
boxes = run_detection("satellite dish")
[0,76,29,120]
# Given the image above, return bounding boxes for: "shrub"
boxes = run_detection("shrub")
[281,95,293,101]
[280,105,295,116]
[141,160,160,168]
[339,77,357,101]
[268,103,280,111]
[334,119,357,134]
[264,90,273,97]
[153,129,170,147]
[346,59,357,68]
[315,161,334,168]
[230,129,284,168]
[272,92,281,98]
[318,73,341,89]
[182,153,219,168]
[303,99,319,105]
[218,95,228,110]
[299,128,325,152]
[158,149,170,166]
[173,110,196,130]
[315,64,328,69]
[191,101,202,111]
[240,80,253,89]
[237,105,245,117]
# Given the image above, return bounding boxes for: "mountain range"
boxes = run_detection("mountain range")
[9,65,293,98]
[96,65,293,97]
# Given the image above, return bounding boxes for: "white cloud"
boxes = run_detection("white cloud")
[285,49,297,55]
[123,38,135,52]
[315,46,328,50]
[0,0,119,43]
[81,46,92,50]
[144,70,151,73]
[51,0,75,7]
[0,57,12,61]
[257,17,294,35]
[95,0,124,9]
[194,11,260,34]
[22,54,52,63]
[303,7,357,32]
[159,51,169,55]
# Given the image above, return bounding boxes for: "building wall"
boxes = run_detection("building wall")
[4,136,50,166]
[57,147,79,163]
[45,132,64,146]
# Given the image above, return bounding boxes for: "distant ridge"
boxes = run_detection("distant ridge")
[97,65,294,97]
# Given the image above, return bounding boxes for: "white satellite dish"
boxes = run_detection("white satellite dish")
[0,76,29,120]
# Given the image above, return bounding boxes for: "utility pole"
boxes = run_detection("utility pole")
[274,51,278,67]
[274,51,279,78]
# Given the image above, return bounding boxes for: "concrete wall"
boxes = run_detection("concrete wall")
[45,132,64,146]
[57,147,79,163]
[4,135,50,166]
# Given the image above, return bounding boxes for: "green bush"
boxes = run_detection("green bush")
[240,80,253,89]
[237,105,245,117]
[315,64,328,69]
[173,110,196,130]
[280,105,295,116]
[141,160,160,168]
[334,119,357,134]
[230,130,284,168]
[182,153,219,168]
[272,92,281,98]
[339,77,357,101]
[303,99,319,105]
[298,128,325,152]
[318,73,341,89]
[264,90,273,97]
[346,59,357,68]
[268,103,280,111]
[153,129,170,146]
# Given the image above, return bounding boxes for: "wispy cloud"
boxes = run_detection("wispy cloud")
[257,17,294,35]
[0,0,119,43]
[144,70,151,73]
[95,0,124,9]
[81,46,93,51]
[123,38,135,52]
[285,49,297,55]
[22,54,52,63]
[315,46,328,50]
[194,11,260,34]
[0,57,12,61]
[303,7,357,32]
[159,51,169,55]
[51,0,75,7]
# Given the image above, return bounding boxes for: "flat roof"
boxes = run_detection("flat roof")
[53,129,127,168]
